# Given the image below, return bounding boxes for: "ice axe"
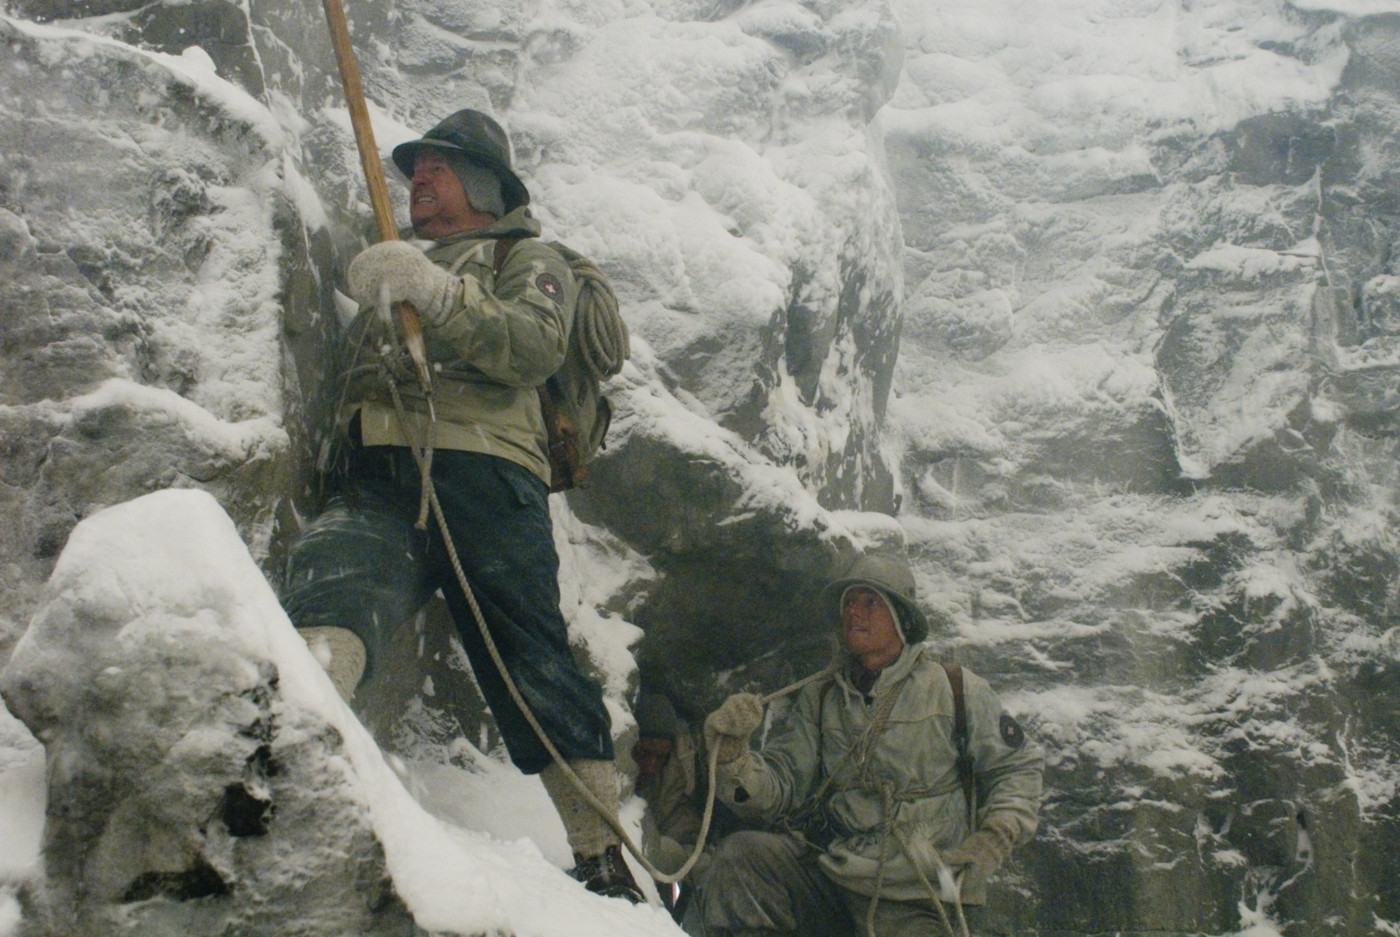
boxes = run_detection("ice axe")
[320,0,434,401]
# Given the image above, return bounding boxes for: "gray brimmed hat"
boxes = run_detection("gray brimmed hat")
[392,109,530,213]
[822,553,930,644]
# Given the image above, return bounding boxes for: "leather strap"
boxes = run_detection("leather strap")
[942,662,976,826]
[493,236,519,274]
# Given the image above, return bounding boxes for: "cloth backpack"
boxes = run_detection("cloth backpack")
[493,237,628,491]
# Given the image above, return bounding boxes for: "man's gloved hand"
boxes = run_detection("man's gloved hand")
[347,241,458,325]
[703,693,764,764]
[939,815,1020,896]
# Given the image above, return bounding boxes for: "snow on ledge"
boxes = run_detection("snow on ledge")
[6,489,681,937]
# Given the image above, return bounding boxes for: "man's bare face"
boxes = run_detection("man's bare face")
[841,586,903,669]
[631,736,673,793]
[409,149,479,239]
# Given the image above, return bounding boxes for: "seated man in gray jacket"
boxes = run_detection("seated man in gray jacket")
[701,553,1043,937]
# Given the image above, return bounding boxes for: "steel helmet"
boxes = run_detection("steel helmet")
[822,553,930,644]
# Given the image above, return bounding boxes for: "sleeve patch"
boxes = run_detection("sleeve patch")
[999,713,1025,749]
[535,272,564,302]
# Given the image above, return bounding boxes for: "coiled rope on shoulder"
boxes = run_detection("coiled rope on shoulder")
[552,243,628,380]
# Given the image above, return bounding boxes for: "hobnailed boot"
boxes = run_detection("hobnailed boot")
[568,843,645,904]
[540,760,645,903]
[300,626,366,702]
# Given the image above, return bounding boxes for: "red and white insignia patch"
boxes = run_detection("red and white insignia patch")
[1000,713,1025,749]
[536,272,563,300]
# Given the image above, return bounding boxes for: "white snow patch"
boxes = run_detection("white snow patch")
[8,490,681,937]
[1185,244,1317,280]
[70,378,288,464]
[0,748,43,883]
[3,16,287,148]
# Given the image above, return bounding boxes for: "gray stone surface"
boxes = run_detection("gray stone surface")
[2,0,1400,934]
[0,492,413,937]
[884,4,1400,934]
[0,17,320,636]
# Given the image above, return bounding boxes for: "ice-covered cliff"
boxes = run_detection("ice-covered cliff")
[884,2,1400,934]
[1,0,1399,934]
[0,0,911,932]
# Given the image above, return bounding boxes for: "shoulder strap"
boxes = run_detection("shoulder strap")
[942,662,976,827]
[490,236,581,490]
[493,236,521,275]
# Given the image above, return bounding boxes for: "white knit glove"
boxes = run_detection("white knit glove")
[940,814,1020,895]
[346,241,458,325]
[704,693,763,764]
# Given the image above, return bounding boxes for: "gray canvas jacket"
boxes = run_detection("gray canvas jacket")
[715,643,1043,905]
[340,206,577,486]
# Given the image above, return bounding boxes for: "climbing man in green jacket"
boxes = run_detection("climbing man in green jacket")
[281,109,642,903]
[701,553,1043,936]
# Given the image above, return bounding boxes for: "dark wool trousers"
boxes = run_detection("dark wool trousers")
[702,831,853,937]
[701,830,983,937]
[281,445,614,773]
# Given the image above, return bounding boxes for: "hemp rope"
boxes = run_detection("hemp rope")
[373,276,972,924]
[822,678,968,937]
[385,365,714,886]
[447,239,629,383]
[865,780,967,937]
[557,248,628,381]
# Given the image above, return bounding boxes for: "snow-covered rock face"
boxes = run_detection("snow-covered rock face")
[0,489,689,937]
[0,491,412,936]
[0,16,305,661]
[4,0,1400,935]
[0,0,907,712]
[0,0,910,931]
[884,3,1400,934]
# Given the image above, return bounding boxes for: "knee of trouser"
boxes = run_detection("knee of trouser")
[705,831,790,890]
[280,501,424,680]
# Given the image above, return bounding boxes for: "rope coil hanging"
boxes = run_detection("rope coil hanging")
[554,244,628,380]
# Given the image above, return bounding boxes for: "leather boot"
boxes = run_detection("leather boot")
[541,761,645,903]
[568,843,645,904]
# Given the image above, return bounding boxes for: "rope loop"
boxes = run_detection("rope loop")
[552,243,628,380]
[372,354,970,933]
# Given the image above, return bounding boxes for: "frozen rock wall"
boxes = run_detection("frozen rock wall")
[0,0,908,694]
[0,491,414,936]
[5,0,1400,934]
[884,3,1400,934]
[0,17,303,663]
[0,0,910,931]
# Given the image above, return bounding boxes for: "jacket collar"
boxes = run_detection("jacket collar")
[408,205,541,246]
[834,642,925,701]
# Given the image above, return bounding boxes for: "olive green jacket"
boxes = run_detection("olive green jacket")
[715,644,1043,905]
[341,207,578,486]
[640,728,706,875]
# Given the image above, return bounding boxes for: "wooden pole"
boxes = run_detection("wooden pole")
[321,0,433,397]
